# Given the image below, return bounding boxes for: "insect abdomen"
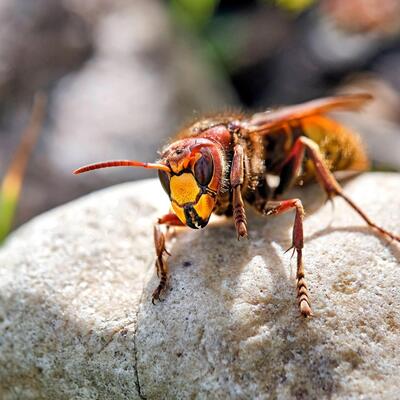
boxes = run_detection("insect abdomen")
[300,115,369,180]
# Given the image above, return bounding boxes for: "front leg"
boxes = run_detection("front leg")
[152,212,184,304]
[231,144,248,239]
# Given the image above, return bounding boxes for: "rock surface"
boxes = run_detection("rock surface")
[0,173,399,399]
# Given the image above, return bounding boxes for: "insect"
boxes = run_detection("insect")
[74,93,399,317]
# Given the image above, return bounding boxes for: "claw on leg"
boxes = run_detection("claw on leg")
[151,263,167,304]
[152,260,167,304]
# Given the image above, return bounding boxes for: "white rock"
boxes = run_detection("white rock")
[0,173,399,399]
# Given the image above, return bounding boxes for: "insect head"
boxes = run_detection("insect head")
[73,138,224,229]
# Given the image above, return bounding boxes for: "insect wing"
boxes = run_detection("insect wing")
[245,93,372,134]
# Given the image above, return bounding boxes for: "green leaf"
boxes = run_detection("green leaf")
[0,190,18,244]
[0,93,46,244]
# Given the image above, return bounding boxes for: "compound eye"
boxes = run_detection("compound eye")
[158,170,171,196]
[194,149,213,186]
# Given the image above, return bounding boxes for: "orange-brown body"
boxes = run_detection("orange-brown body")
[172,111,368,220]
[74,93,399,317]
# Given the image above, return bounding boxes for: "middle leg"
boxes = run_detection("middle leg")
[265,198,312,317]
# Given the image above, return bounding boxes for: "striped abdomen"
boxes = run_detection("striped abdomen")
[260,115,369,181]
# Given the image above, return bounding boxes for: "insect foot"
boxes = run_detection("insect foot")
[233,201,248,239]
[297,262,313,318]
[151,257,169,304]
[152,224,170,304]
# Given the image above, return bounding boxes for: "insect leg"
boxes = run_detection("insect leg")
[274,137,305,197]
[297,137,399,242]
[265,199,312,317]
[230,144,248,239]
[152,213,184,304]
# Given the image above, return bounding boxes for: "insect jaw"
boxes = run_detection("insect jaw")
[183,204,209,229]
[171,194,214,230]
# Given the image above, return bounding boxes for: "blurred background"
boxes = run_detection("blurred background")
[1,0,400,241]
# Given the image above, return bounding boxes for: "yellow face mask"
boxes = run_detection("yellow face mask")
[170,173,200,205]
[158,143,218,229]
[158,171,216,229]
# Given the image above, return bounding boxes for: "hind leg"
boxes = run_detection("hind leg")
[260,136,399,317]
[276,136,399,242]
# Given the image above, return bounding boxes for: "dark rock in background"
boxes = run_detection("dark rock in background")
[0,0,236,225]
[0,0,92,105]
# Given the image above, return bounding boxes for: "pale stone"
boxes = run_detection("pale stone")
[0,173,399,399]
